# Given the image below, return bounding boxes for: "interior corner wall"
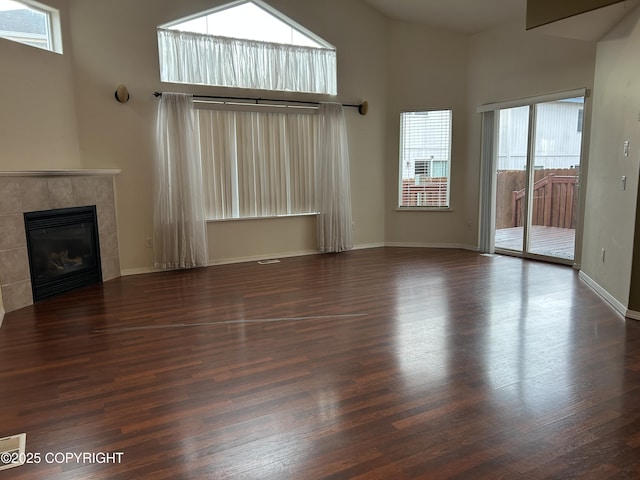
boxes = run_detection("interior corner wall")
[0,0,81,170]
[68,0,387,272]
[583,5,640,309]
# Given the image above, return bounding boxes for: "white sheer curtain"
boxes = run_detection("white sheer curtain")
[315,103,353,253]
[158,28,337,95]
[479,111,497,253]
[153,93,209,269]
[199,109,317,219]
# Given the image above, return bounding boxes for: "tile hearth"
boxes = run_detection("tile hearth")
[0,171,121,314]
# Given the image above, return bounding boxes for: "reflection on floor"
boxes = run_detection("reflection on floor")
[1,248,637,479]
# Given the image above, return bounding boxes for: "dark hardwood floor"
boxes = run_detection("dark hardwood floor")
[1,247,639,479]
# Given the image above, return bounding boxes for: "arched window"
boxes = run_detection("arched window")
[157,0,336,94]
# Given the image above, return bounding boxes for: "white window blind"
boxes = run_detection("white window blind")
[399,110,452,208]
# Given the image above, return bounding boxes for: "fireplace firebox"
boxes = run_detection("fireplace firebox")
[24,206,102,302]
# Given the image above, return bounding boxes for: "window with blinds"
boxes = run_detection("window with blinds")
[399,109,452,208]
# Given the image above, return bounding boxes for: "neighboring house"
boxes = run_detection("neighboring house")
[0,7,49,50]
[498,99,584,170]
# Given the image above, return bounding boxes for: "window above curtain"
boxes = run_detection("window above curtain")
[157,0,337,95]
[0,0,62,53]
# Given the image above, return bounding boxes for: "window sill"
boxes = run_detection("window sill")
[207,212,318,223]
[395,207,453,212]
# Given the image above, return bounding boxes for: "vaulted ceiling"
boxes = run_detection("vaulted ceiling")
[361,0,639,41]
[361,0,527,34]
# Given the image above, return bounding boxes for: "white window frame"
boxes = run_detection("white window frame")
[0,0,62,53]
[398,109,453,210]
[161,0,330,48]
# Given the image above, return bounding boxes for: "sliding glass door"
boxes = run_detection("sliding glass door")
[493,95,584,263]
[495,105,530,254]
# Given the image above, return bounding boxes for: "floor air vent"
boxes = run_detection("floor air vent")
[0,433,26,471]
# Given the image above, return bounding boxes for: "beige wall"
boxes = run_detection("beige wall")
[468,18,596,108]
[583,6,640,308]
[67,0,387,271]
[0,0,81,170]
[384,21,472,248]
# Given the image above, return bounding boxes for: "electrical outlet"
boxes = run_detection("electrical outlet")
[146,237,153,248]
[624,140,630,157]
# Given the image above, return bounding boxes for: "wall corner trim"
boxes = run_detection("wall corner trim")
[625,309,640,321]
[578,270,628,318]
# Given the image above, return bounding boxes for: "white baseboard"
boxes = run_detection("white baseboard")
[578,271,628,318]
[120,243,481,277]
[121,267,160,276]
[208,249,320,266]
[121,244,389,276]
[385,242,479,251]
[625,309,640,321]
[352,242,385,250]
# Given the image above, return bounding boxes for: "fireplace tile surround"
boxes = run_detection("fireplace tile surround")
[0,170,121,314]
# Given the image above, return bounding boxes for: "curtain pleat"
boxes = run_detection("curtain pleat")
[158,28,337,95]
[479,111,497,253]
[199,109,316,219]
[315,103,353,253]
[153,93,209,269]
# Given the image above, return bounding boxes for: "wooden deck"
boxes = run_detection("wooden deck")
[495,226,576,260]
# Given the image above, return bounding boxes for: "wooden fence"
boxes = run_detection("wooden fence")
[496,169,578,229]
[401,178,448,207]
[513,174,577,228]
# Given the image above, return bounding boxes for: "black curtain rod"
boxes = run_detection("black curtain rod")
[152,91,368,115]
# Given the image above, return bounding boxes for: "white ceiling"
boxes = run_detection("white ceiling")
[362,0,527,34]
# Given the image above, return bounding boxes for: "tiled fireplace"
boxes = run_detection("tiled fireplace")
[0,170,121,314]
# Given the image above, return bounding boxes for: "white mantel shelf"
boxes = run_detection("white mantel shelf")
[0,169,121,177]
